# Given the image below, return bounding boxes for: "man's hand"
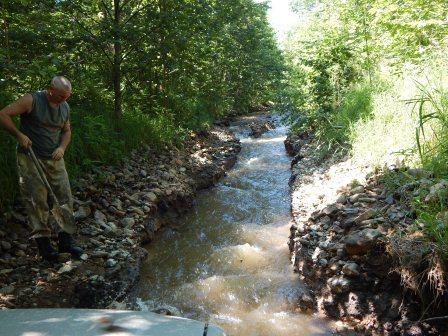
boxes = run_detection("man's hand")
[17,132,32,149]
[52,147,65,161]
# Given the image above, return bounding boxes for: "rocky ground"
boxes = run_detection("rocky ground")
[0,123,241,309]
[285,134,448,335]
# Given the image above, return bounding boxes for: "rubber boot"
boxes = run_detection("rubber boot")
[35,237,59,263]
[58,232,83,259]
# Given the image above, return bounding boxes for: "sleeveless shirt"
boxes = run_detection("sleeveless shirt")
[19,91,70,159]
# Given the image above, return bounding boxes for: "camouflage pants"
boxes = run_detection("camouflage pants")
[17,152,74,239]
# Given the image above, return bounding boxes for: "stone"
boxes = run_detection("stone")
[106,258,118,268]
[1,241,12,250]
[91,250,108,258]
[342,262,360,277]
[129,206,144,216]
[344,228,383,256]
[140,169,147,177]
[350,186,365,195]
[336,195,347,204]
[80,254,88,261]
[0,285,15,295]
[321,205,339,216]
[349,193,365,203]
[327,276,351,293]
[111,199,123,210]
[121,217,135,227]
[358,197,377,203]
[74,205,91,220]
[17,244,28,251]
[143,192,157,203]
[355,209,377,223]
[425,180,448,203]
[344,208,359,215]
[94,210,107,223]
[57,262,76,274]
[319,258,328,266]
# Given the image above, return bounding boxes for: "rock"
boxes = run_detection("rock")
[327,276,351,293]
[0,285,15,295]
[143,192,158,203]
[1,241,12,250]
[349,193,364,203]
[425,180,448,203]
[15,250,26,257]
[319,258,328,266]
[121,217,135,227]
[321,205,339,216]
[111,199,123,210]
[385,194,395,205]
[358,197,376,203]
[355,209,377,223]
[91,250,108,258]
[74,205,91,220]
[106,258,118,268]
[57,262,76,274]
[342,262,360,277]
[350,186,365,195]
[140,169,147,177]
[336,195,347,204]
[80,254,88,261]
[345,228,383,256]
[17,244,28,251]
[94,210,107,223]
[129,206,144,216]
[407,168,430,178]
[0,269,13,275]
[344,208,359,215]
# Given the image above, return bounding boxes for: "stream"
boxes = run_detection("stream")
[135,115,330,336]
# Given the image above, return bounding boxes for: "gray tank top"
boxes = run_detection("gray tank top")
[19,91,70,159]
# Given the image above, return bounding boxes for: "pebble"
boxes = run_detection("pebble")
[57,262,76,274]
[350,186,365,195]
[74,205,91,220]
[0,285,15,295]
[94,210,107,223]
[1,241,12,250]
[121,217,135,227]
[106,258,118,268]
[342,262,360,277]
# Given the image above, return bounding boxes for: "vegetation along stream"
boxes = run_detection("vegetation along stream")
[135,116,330,336]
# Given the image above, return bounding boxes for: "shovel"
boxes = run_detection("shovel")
[28,147,76,234]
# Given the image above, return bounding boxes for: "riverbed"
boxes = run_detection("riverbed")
[135,115,330,336]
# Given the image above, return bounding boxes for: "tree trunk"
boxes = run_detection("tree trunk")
[113,0,123,120]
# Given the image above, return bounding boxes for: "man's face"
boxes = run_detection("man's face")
[48,87,71,105]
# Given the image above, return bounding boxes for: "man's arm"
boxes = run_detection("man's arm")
[0,94,33,148]
[52,121,71,161]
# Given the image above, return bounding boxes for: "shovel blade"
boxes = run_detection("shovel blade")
[51,204,76,234]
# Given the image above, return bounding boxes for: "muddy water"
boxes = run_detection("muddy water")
[135,116,330,335]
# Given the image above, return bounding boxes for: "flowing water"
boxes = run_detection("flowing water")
[135,116,330,335]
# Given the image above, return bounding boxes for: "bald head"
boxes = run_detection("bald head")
[50,76,72,92]
[47,76,72,106]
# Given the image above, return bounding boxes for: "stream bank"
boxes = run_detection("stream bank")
[0,123,241,309]
[286,133,448,335]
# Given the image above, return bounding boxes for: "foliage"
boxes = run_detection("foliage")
[0,0,285,211]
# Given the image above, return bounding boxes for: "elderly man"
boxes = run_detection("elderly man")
[0,76,82,262]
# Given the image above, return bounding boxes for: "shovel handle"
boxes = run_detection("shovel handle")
[28,147,59,205]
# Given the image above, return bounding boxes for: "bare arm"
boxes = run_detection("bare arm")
[52,121,71,160]
[0,94,33,148]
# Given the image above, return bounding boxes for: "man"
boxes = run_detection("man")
[0,76,82,262]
